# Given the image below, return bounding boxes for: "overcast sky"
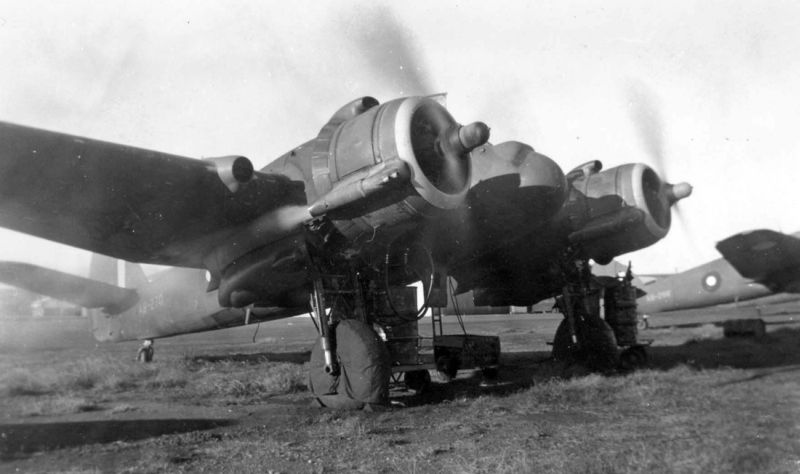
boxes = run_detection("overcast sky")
[0,0,798,275]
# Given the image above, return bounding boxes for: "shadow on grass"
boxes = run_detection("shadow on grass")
[646,326,800,370]
[397,327,800,407]
[190,351,311,365]
[391,350,552,407]
[0,418,234,460]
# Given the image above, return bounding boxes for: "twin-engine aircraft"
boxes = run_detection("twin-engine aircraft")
[0,95,690,407]
[637,229,800,318]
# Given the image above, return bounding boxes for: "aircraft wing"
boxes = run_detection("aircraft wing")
[0,262,138,313]
[716,229,800,291]
[0,122,306,268]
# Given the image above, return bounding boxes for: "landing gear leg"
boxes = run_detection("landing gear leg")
[551,261,619,373]
[310,277,338,377]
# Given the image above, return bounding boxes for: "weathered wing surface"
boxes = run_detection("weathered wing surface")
[0,261,138,313]
[0,122,306,267]
[716,229,800,292]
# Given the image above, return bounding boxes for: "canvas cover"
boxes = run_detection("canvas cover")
[308,319,390,409]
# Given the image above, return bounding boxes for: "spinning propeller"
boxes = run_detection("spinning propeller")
[626,81,693,229]
[349,5,433,97]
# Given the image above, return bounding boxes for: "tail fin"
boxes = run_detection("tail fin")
[89,254,149,289]
[87,254,147,342]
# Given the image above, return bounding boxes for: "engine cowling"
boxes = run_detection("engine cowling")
[562,162,690,264]
[306,96,490,244]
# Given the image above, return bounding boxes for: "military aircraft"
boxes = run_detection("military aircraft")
[0,91,691,406]
[637,229,800,319]
[0,255,299,343]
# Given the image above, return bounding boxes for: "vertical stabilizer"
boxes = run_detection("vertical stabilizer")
[89,254,149,289]
[122,261,149,289]
[88,254,147,342]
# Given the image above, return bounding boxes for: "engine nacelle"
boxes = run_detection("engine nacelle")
[203,155,254,193]
[222,97,490,308]
[562,162,689,264]
[290,96,489,246]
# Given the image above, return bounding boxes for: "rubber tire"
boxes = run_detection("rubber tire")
[552,316,619,372]
[580,315,619,372]
[552,319,577,361]
[481,367,499,382]
[637,315,649,331]
[308,320,391,409]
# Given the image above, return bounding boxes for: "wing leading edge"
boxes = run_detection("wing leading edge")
[0,122,306,268]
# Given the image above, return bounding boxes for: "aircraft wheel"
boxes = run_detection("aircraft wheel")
[308,320,391,409]
[637,315,649,331]
[404,370,431,392]
[552,317,619,373]
[580,315,619,372]
[619,346,648,371]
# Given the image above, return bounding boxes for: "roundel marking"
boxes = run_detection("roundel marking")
[701,271,722,292]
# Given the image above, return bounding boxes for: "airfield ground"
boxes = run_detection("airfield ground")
[1,312,799,473]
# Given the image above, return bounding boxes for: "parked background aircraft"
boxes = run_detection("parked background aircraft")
[637,229,800,317]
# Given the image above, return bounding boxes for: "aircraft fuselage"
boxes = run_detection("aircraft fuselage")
[91,266,304,342]
[637,258,771,315]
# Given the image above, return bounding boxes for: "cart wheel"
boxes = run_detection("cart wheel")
[619,346,648,371]
[480,366,499,386]
[404,370,431,392]
[436,355,459,381]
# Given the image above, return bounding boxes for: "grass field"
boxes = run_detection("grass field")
[1,316,799,473]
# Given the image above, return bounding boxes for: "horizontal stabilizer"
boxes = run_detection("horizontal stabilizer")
[0,262,139,313]
[716,229,800,291]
